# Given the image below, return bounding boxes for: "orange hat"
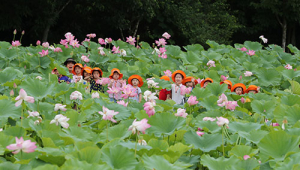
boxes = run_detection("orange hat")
[220,80,232,89]
[231,83,247,93]
[171,70,186,83]
[160,76,170,81]
[182,76,198,85]
[91,67,103,77]
[245,85,258,93]
[81,66,92,75]
[200,78,213,87]
[72,63,83,75]
[128,75,143,87]
[109,68,123,79]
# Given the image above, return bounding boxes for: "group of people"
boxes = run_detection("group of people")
[52,58,259,105]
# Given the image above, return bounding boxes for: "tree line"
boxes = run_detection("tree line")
[2,0,300,49]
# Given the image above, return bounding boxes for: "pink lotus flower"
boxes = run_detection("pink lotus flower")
[147,79,159,88]
[285,64,292,70]
[122,85,137,99]
[143,90,158,101]
[107,86,121,96]
[126,36,136,45]
[13,83,17,88]
[217,93,228,107]
[98,106,119,123]
[39,49,49,57]
[197,131,205,137]
[240,97,245,104]
[143,101,156,117]
[120,49,126,56]
[246,50,255,56]
[239,47,247,52]
[164,70,172,77]
[197,78,204,84]
[98,47,106,56]
[91,92,99,99]
[86,33,96,38]
[128,118,151,134]
[259,35,268,43]
[175,108,188,118]
[159,53,167,59]
[207,60,216,68]
[6,137,37,154]
[180,85,192,96]
[187,96,199,106]
[36,40,41,46]
[65,32,74,41]
[155,38,167,46]
[97,77,111,85]
[162,32,171,39]
[216,117,229,127]
[243,155,250,160]
[117,100,128,107]
[159,47,166,54]
[12,41,21,47]
[81,55,90,62]
[27,111,39,118]
[54,104,67,111]
[50,114,70,128]
[69,39,80,48]
[54,47,62,52]
[225,101,239,111]
[98,38,106,45]
[15,89,35,107]
[105,38,113,44]
[60,39,68,46]
[112,46,120,54]
[42,42,49,48]
[220,75,227,81]
[244,71,253,77]
[203,117,216,121]
[70,91,83,100]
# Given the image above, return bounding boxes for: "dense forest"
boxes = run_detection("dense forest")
[2,0,300,49]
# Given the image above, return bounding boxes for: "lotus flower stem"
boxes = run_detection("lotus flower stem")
[222,126,225,157]
[135,134,138,158]
[106,121,109,142]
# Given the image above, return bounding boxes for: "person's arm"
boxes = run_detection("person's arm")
[138,93,142,103]
[167,93,172,100]
[108,79,114,87]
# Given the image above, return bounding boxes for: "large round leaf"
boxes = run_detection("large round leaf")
[229,122,262,133]
[0,99,22,120]
[148,112,186,137]
[142,155,186,170]
[184,130,222,152]
[0,67,23,84]
[20,78,55,100]
[256,68,281,87]
[201,154,239,170]
[258,131,300,160]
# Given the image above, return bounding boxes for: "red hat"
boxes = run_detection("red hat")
[72,63,83,75]
[109,68,123,79]
[128,75,143,87]
[81,66,92,75]
[182,76,198,85]
[171,70,186,83]
[245,85,258,93]
[231,83,247,94]
[220,80,232,89]
[91,67,103,77]
[200,78,213,87]
[160,76,170,81]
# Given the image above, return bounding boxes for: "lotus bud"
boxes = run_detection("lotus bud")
[13,29,17,35]
[22,30,25,35]
[10,90,14,96]
[13,83,17,89]
[137,35,140,41]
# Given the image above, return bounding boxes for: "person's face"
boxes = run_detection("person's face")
[248,90,257,94]
[54,70,59,76]
[235,87,243,95]
[132,79,139,86]
[113,72,120,80]
[93,71,100,79]
[66,62,75,72]
[83,71,90,77]
[75,66,82,74]
[186,81,193,87]
[203,81,211,88]
[175,74,183,84]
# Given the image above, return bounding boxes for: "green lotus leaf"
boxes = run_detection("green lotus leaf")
[183,44,204,54]
[61,158,112,170]
[28,55,52,69]
[142,155,187,170]
[244,41,262,51]
[199,95,219,110]
[256,68,282,87]
[229,145,259,158]
[279,52,296,64]
[238,130,269,144]
[0,99,22,121]
[225,158,260,170]
[0,67,23,84]
[195,120,221,133]
[0,162,21,170]
[289,80,300,95]
[281,69,300,80]
[20,78,55,100]
[274,105,300,126]
[280,94,300,106]
[190,87,212,99]
[205,83,228,96]
[0,48,18,61]
[32,164,59,170]
[184,130,222,152]
[119,141,152,151]
[99,123,131,142]
[204,70,220,82]
[74,147,102,164]
[101,145,138,169]
[148,138,169,151]
[229,122,262,133]
[60,126,94,142]
[201,154,239,170]
[273,152,300,170]
[258,131,300,160]
[251,99,276,119]
[148,112,186,137]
